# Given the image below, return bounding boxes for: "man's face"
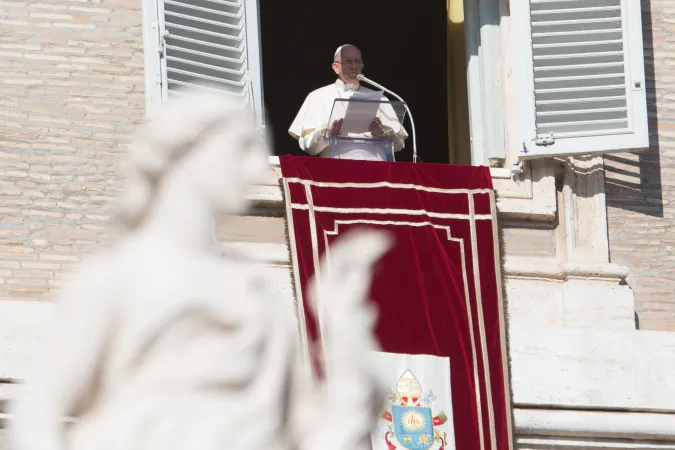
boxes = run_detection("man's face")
[332,46,364,84]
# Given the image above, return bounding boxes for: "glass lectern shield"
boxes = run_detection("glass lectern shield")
[326,98,407,162]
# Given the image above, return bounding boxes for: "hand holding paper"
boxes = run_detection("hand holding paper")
[339,90,384,134]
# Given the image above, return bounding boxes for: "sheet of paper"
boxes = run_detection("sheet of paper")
[339,90,384,134]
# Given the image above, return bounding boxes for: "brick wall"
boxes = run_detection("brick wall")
[605,0,675,331]
[0,0,145,301]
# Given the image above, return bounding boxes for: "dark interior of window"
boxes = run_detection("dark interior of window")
[259,0,450,164]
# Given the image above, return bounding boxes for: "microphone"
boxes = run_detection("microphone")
[357,74,418,163]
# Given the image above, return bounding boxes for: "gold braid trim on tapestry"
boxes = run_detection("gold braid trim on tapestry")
[491,190,515,450]
[468,193,497,450]
[280,177,312,382]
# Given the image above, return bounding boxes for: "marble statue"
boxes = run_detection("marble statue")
[9,87,392,450]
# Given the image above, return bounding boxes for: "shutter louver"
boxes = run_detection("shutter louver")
[531,0,628,136]
[163,0,250,100]
[511,0,648,160]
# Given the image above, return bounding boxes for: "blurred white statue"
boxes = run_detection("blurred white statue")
[10,87,391,450]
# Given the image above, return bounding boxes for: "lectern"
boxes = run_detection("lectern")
[327,98,407,162]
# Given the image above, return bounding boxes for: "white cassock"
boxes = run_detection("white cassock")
[289,78,408,159]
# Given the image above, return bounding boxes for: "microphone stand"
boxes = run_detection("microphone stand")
[357,74,418,163]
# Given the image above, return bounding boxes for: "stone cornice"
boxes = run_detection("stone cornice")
[514,408,675,441]
[504,255,629,282]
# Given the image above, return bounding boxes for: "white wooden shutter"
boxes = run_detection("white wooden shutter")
[511,0,648,159]
[155,0,265,126]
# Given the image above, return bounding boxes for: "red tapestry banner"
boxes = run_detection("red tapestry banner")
[279,155,512,450]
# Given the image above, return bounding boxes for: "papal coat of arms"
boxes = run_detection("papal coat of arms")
[378,370,449,450]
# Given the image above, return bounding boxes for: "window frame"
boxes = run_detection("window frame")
[510,0,649,161]
[464,0,508,166]
[243,0,265,128]
[141,0,266,128]
[141,0,162,119]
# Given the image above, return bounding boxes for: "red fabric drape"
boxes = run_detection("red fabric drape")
[280,156,511,450]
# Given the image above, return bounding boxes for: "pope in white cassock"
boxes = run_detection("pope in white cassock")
[288,44,408,159]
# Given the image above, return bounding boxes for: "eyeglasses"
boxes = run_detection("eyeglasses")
[335,59,364,66]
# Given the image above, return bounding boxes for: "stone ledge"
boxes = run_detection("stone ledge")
[3,392,675,446]
[0,264,295,381]
[510,327,675,412]
[514,408,675,441]
[515,436,675,449]
[5,304,675,413]
[504,255,629,282]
